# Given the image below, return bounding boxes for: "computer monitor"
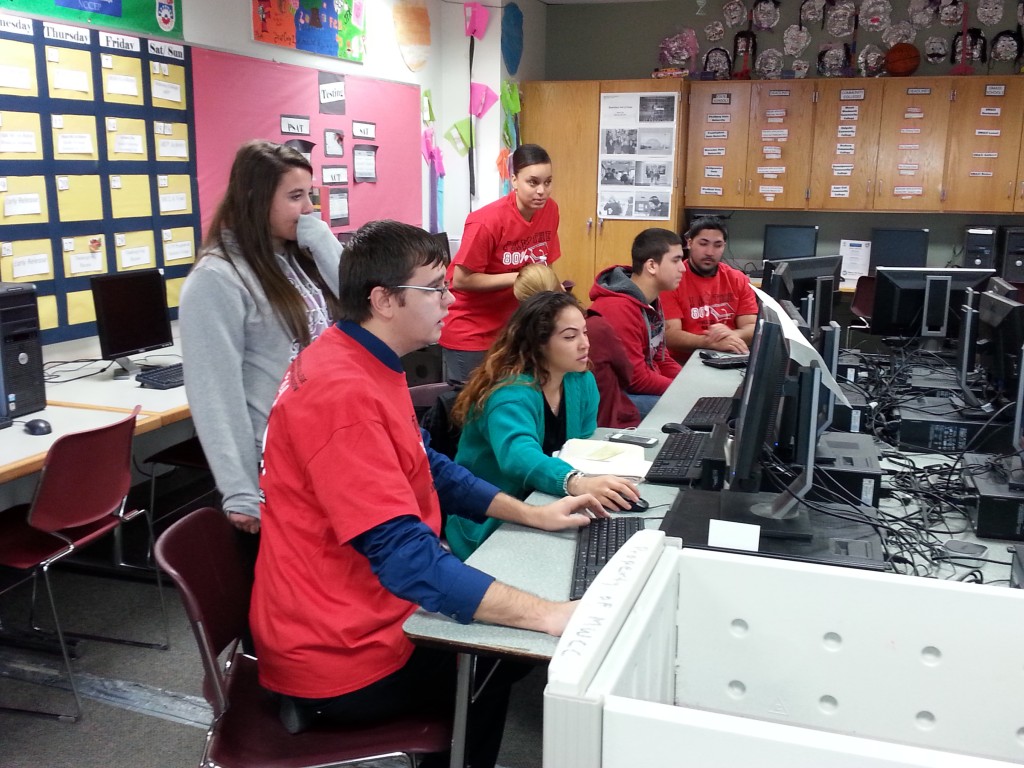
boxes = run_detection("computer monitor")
[978,291,1024,397]
[988,276,1018,300]
[1008,345,1024,491]
[762,224,818,261]
[761,254,841,339]
[869,228,929,273]
[91,269,173,378]
[871,267,994,340]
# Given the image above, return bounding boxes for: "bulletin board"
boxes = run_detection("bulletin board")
[0,10,200,343]
[192,47,421,237]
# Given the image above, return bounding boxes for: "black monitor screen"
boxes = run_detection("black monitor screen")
[979,292,1024,396]
[763,225,818,261]
[869,228,929,273]
[91,269,173,365]
[761,255,840,339]
[730,304,789,491]
[871,267,993,339]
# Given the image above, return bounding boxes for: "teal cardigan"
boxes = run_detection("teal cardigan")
[445,371,599,560]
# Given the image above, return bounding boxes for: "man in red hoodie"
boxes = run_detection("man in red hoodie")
[588,228,685,417]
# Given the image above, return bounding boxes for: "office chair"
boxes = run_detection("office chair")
[155,507,452,768]
[846,275,876,347]
[0,406,169,722]
[142,434,213,530]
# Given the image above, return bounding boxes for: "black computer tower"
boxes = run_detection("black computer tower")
[0,283,46,417]
[998,226,1024,282]
[962,226,997,269]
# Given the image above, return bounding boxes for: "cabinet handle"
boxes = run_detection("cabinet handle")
[877,180,882,196]
[598,217,604,232]
[737,178,742,194]
[1010,181,1015,200]
[1020,181,1024,199]
[586,217,593,232]
[866,179,872,197]
[747,179,752,194]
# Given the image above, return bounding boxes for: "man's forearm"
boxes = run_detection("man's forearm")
[473,581,575,636]
[666,327,709,353]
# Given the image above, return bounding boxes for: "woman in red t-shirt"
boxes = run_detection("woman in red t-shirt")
[439,144,561,383]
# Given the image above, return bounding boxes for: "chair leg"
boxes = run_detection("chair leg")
[0,565,83,722]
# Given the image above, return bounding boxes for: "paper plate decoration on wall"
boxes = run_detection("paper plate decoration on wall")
[393,0,431,72]
[502,3,524,75]
[939,0,966,27]
[723,0,748,28]
[908,0,938,28]
[924,35,949,61]
[801,0,826,24]
[860,0,893,31]
[755,47,783,77]
[705,20,725,41]
[858,43,886,74]
[826,0,857,37]
[882,20,917,47]
[977,0,1004,26]
[817,42,850,75]
[703,47,733,78]
[733,30,757,77]
[1019,0,1024,25]
[783,23,811,55]
[792,58,810,77]
[990,28,1022,60]
[885,41,922,74]
[659,29,700,72]
[752,0,781,30]
[952,27,988,61]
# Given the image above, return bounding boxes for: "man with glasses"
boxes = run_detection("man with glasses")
[251,220,603,768]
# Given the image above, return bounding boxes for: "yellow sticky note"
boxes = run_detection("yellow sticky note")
[0,40,38,98]
[66,289,97,325]
[45,46,93,101]
[150,63,186,110]
[115,230,156,271]
[1,177,49,225]
[0,111,43,161]
[37,294,59,330]
[52,114,98,161]
[165,276,185,309]
[101,54,144,106]
[56,175,103,222]
[0,239,54,282]
[106,116,148,161]
[109,174,152,218]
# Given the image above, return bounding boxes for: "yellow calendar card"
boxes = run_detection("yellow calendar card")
[154,121,189,161]
[51,113,99,161]
[0,238,54,283]
[55,174,103,222]
[100,54,144,106]
[0,40,38,98]
[0,111,43,161]
[156,174,192,216]
[114,230,156,271]
[37,295,58,330]
[160,226,195,265]
[165,276,185,309]
[105,116,148,161]
[109,174,152,218]
[66,289,96,325]
[149,61,186,110]
[60,233,107,277]
[45,46,94,102]
[1,176,48,226]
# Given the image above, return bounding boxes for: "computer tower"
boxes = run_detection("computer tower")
[962,226,997,269]
[999,226,1024,282]
[0,283,46,417]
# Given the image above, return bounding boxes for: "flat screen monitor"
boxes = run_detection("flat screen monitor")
[762,224,818,261]
[871,267,994,339]
[869,228,929,273]
[761,254,840,339]
[1009,344,1024,491]
[978,291,1024,396]
[91,269,173,377]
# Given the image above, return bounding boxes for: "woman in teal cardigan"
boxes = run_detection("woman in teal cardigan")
[446,291,640,559]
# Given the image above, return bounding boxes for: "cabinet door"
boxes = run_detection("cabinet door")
[594,79,686,277]
[943,78,1024,213]
[808,80,885,210]
[873,78,951,211]
[521,80,600,299]
[686,81,751,208]
[1016,137,1024,213]
[744,81,815,209]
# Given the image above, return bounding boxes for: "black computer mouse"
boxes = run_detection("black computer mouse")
[661,422,690,434]
[627,497,650,513]
[24,418,52,436]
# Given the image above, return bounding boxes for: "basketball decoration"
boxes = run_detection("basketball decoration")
[885,42,921,75]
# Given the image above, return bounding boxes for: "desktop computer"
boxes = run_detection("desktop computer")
[999,226,1024,282]
[895,396,1012,454]
[962,452,1024,541]
[962,226,998,270]
[0,282,46,419]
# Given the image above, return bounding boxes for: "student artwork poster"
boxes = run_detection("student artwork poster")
[252,0,366,64]
[8,0,183,38]
[597,92,677,221]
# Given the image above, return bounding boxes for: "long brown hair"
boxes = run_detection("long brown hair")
[452,291,584,425]
[199,139,340,346]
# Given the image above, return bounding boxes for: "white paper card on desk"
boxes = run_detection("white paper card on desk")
[753,286,850,408]
[557,438,652,478]
[707,519,760,552]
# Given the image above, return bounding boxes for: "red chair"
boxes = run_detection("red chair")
[846,275,876,347]
[0,406,169,722]
[155,507,452,768]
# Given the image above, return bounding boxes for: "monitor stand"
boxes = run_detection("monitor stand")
[719,489,814,541]
[112,356,142,380]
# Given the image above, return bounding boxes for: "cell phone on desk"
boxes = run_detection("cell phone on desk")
[607,433,659,447]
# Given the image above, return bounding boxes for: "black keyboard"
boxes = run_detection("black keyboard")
[683,396,734,431]
[646,431,709,485]
[136,362,184,390]
[569,517,645,600]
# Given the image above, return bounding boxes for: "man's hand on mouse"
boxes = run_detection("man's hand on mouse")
[524,493,608,532]
[567,474,641,511]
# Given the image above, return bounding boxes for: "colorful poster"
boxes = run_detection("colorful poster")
[252,0,366,64]
[9,0,182,39]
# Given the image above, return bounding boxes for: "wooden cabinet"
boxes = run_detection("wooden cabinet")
[808,81,885,210]
[943,77,1024,213]
[521,79,686,304]
[872,78,951,211]
[1016,142,1024,213]
[686,81,814,210]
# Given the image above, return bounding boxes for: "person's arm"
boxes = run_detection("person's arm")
[180,266,262,531]
[448,220,515,293]
[735,314,757,343]
[665,317,712,354]
[296,214,341,297]
[425,430,499,523]
[596,301,674,396]
[451,264,518,292]
[355,513,593,635]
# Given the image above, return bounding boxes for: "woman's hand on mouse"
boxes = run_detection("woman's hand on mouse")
[568,474,640,511]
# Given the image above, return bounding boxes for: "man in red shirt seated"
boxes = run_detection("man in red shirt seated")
[661,216,758,364]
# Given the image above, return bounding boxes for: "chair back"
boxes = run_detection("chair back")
[155,506,252,718]
[850,275,877,320]
[28,405,141,533]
